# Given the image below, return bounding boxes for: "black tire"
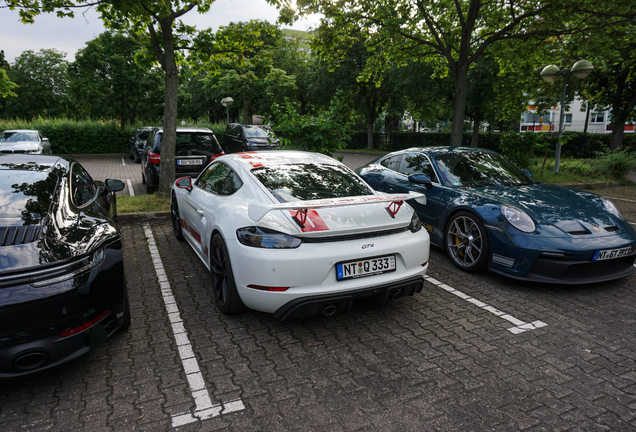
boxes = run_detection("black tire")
[445,211,490,273]
[210,234,246,314]
[119,282,131,331]
[129,149,134,160]
[141,171,146,184]
[134,154,141,164]
[171,192,185,241]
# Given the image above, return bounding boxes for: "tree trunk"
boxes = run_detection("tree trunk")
[157,19,178,196]
[242,88,249,124]
[471,112,480,147]
[367,107,374,150]
[610,122,625,151]
[450,62,470,147]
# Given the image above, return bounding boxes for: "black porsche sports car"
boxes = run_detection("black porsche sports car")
[0,154,129,378]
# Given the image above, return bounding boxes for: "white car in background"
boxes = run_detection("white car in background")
[171,151,430,320]
[0,129,52,154]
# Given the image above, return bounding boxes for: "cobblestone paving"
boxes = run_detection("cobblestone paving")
[2,212,636,431]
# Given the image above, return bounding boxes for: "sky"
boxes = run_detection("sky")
[1,0,320,63]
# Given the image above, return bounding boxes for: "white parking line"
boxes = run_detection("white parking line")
[126,179,135,197]
[143,224,245,427]
[424,276,548,334]
[121,157,126,166]
[605,196,636,203]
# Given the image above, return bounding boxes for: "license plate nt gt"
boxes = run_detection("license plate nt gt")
[593,246,632,261]
[177,159,203,166]
[336,255,396,281]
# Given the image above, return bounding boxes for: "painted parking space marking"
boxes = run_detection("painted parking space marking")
[143,224,245,427]
[605,196,636,204]
[126,179,135,197]
[121,157,126,166]
[424,275,548,334]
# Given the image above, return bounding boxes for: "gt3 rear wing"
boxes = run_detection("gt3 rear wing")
[248,192,425,221]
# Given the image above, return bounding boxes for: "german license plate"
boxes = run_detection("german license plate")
[177,159,203,166]
[336,255,396,281]
[593,246,632,261]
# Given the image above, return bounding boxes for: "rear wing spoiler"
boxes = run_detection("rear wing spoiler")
[248,192,425,221]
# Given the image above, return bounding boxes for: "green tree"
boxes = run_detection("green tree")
[68,31,164,128]
[289,0,635,147]
[0,50,18,98]
[3,0,270,194]
[1,48,69,118]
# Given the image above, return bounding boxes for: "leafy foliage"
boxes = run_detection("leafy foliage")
[592,146,636,180]
[271,95,352,156]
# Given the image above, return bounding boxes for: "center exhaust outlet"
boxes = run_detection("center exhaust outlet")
[391,291,403,301]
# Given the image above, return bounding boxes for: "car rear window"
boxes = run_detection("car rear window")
[0,170,57,224]
[243,126,269,138]
[153,132,222,154]
[251,164,373,203]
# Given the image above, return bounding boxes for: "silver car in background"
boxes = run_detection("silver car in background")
[0,129,52,155]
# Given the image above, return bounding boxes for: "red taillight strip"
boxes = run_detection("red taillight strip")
[148,152,161,164]
[59,310,110,338]
[247,285,289,292]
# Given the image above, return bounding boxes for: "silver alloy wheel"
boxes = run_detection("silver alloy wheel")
[446,214,485,269]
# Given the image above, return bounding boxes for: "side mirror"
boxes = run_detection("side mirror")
[175,176,193,191]
[105,179,125,192]
[408,173,433,189]
[521,169,533,179]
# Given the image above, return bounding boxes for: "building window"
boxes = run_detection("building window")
[563,114,572,124]
[591,112,605,123]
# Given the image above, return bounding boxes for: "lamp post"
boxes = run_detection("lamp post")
[540,60,594,173]
[220,97,234,123]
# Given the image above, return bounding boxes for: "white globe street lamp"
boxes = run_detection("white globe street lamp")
[540,60,594,173]
[220,97,234,124]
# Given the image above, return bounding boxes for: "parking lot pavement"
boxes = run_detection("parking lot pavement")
[71,153,145,197]
[2,213,636,431]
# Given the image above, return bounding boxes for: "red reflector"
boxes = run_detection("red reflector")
[247,285,289,292]
[148,152,161,164]
[422,262,428,267]
[59,310,110,338]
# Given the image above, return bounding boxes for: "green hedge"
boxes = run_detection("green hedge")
[0,118,135,154]
[344,130,636,158]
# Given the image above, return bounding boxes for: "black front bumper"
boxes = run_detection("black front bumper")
[272,275,424,321]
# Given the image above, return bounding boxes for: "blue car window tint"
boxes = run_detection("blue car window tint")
[380,155,401,171]
[435,152,532,187]
[399,153,438,183]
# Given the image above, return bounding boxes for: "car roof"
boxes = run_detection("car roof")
[1,129,39,133]
[153,127,213,133]
[389,146,499,158]
[221,151,340,169]
[0,154,69,172]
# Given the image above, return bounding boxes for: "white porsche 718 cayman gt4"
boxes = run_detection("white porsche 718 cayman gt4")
[171,151,430,320]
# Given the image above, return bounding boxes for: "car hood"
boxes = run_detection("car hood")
[467,183,624,234]
[0,142,40,152]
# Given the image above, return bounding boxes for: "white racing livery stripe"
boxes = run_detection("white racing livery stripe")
[126,179,135,197]
[143,224,245,427]
[424,276,548,334]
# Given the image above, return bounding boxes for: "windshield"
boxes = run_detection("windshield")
[243,126,269,138]
[0,131,39,142]
[138,130,151,140]
[251,163,373,203]
[434,152,533,187]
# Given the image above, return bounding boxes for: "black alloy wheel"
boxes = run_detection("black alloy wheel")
[171,192,184,241]
[210,234,246,314]
[445,211,490,272]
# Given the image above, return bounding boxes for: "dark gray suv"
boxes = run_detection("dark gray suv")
[141,127,224,193]
[224,123,280,153]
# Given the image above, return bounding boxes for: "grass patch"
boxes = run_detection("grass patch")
[117,194,170,214]
[528,157,633,185]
